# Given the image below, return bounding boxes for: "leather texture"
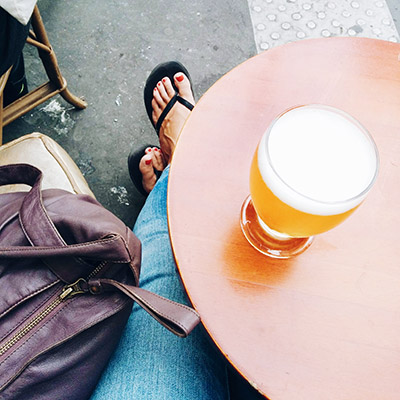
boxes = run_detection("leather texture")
[0,163,200,400]
[0,132,95,196]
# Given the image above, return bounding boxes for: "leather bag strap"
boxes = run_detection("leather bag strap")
[0,164,201,337]
[0,164,64,248]
[0,164,135,281]
[90,279,200,338]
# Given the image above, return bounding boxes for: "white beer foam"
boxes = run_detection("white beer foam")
[258,105,379,216]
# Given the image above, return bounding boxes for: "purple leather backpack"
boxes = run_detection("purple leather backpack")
[0,164,200,399]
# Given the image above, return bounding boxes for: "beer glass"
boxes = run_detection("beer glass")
[240,105,379,259]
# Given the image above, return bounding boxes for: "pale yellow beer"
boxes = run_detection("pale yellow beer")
[249,105,379,239]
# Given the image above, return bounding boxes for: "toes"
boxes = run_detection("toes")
[174,73,194,102]
[156,81,169,103]
[162,77,176,98]
[152,74,194,127]
[139,153,157,194]
[138,148,166,194]
[152,98,162,124]
[152,147,166,171]
[152,97,161,112]
[153,87,165,107]
[154,78,175,105]
[139,153,153,174]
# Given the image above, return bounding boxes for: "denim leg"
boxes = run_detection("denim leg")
[91,166,229,400]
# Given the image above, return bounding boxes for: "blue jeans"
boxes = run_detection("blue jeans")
[90,166,230,400]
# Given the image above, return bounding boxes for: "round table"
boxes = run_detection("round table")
[168,37,400,399]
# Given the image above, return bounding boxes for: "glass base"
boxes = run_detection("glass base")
[240,196,314,259]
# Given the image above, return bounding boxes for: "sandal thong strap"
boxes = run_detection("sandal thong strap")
[155,93,194,135]
[176,95,195,112]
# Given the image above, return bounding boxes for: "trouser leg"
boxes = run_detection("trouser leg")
[91,167,229,400]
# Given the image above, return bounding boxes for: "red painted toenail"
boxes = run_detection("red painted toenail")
[176,74,184,82]
[145,159,151,165]
[162,78,167,83]
[157,82,161,86]
[154,87,157,92]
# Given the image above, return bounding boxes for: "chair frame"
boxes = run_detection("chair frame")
[0,5,87,144]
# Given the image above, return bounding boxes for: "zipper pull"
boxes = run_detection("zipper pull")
[60,278,88,301]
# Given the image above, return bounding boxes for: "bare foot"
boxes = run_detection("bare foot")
[139,72,195,193]
[138,147,166,194]
[152,73,195,163]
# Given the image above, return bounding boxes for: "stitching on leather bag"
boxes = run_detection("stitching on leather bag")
[0,293,129,376]
[1,295,107,364]
[0,211,19,232]
[130,289,199,331]
[0,235,116,249]
[136,296,187,332]
[0,236,130,262]
[35,190,66,246]
[138,290,199,315]
[102,279,198,322]
[18,192,65,248]
[0,282,60,341]
[122,227,140,284]
[0,301,70,367]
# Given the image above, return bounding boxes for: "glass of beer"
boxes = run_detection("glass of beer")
[240,104,379,258]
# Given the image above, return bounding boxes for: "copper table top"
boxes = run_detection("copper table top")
[168,37,400,399]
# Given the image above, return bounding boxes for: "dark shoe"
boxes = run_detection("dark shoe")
[128,144,162,196]
[143,61,194,135]
[3,74,28,107]
[3,52,28,107]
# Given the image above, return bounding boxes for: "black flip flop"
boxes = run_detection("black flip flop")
[128,144,162,196]
[144,61,195,135]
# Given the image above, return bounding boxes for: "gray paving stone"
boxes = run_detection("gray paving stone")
[3,0,399,226]
[248,0,399,52]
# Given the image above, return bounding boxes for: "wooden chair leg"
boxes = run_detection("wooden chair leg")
[29,6,87,109]
[2,5,87,130]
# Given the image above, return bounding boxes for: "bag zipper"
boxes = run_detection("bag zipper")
[0,261,107,358]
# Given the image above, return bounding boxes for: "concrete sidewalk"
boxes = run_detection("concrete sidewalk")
[3,0,399,226]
